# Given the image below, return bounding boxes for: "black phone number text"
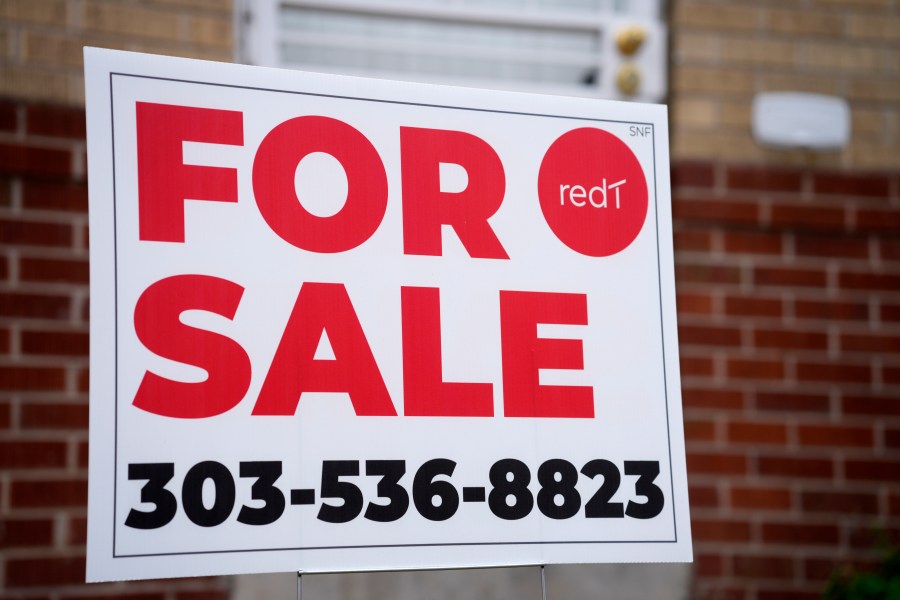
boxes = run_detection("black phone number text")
[125,458,665,529]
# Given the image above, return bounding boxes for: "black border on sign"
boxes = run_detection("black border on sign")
[109,71,677,559]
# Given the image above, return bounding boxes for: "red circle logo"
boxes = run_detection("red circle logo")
[538,128,648,257]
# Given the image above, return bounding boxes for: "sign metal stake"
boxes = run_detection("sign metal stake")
[541,565,547,600]
[294,567,544,600]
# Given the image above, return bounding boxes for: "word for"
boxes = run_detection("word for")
[139,102,510,257]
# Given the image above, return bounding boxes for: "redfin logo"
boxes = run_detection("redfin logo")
[559,178,627,209]
[538,128,648,257]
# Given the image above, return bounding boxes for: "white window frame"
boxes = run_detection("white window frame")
[236,0,666,102]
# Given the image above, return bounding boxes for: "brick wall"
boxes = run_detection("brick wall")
[0,99,231,598]
[674,162,900,599]
[2,1,899,599]
[0,0,233,106]
[0,1,235,597]
[670,0,900,171]
[669,0,900,597]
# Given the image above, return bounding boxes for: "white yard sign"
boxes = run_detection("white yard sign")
[85,48,691,582]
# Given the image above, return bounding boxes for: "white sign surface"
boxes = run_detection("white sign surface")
[85,48,691,582]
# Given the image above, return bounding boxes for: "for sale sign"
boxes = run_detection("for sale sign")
[85,48,691,582]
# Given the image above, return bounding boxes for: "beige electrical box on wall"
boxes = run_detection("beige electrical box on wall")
[752,92,851,151]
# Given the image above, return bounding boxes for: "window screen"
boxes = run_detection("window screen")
[238,0,666,101]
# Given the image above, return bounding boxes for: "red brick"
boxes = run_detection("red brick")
[0,291,70,319]
[727,358,784,380]
[804,558,857,582]
[67,516,87,545]
[813,172,891,198]
[20,257,89,283]
[761,522,839,546]
[681,355,715,376]
[685,418,717,442]
[673,196,760,224]
[800,490,878,515]
[0,142,71,179]
[770,204,846,231]
[674,229,713,252]
[689,484,720,508]
[845,459,900,482]
[755,267,826,288]
[795,235,869,259]
[77,368,89,393]
[0,400,10,428]
[176,592,229,600]
[756,391,830,413]
[21,402,89,429]
[886,365,900,385]
[694,553,725,577]
[682,387,744,411]
[0,177,11,207]
[754,328,827,351]
[0,218,72,247]
[5,556,85,587]
[847,526,900,549]
[728,421,787,445]
[21,329,89,356]
[730,486,792,511]
[796,361,871,384]
[25,105,86,139]
[891,493,900,516]
[21,180,88,212]
[841,332,900,353]
[725,295,782,318]
[722,231,782,255]
[0,518,54,547]
[672,161,715,188]
[0,100,17,132]
[795,299,868,321]
[687,452,748,475]
[882,240,900,261]
[732,554,796,579]
[695,586,746,600]
[0,440,67,468]
[0,366,66,390]
[840,271,900,291]
[842,394,900,417]
[679,324,742,347]
[798,424,873,448]
[857,208,900,232]
[677,292,714,315]
[757,456,834,479]
[677,263,742,285]
[64,595,164,600]
[10,478,87,508]
[77,440,88,467]
[886,427,900,449]
[692,518,752,542]
[757,588,821,600]
[727,166,803,192]
[0,327,9,354]
[0,254,8,280]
